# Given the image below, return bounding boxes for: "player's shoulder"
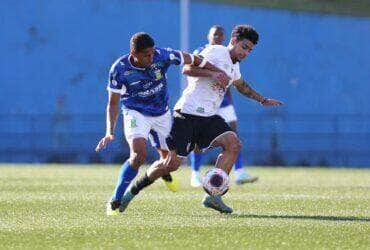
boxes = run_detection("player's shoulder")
[110,54,130,73]
[155,47,177,55]
[200,45,228,57]
[193,45,206,55]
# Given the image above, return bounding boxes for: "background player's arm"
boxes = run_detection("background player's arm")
[95,91,120,152]
[233,77,283,106]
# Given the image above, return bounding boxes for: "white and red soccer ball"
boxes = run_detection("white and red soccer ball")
[202,168,230,196]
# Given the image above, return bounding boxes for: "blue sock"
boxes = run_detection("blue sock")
[233,152,244,171]
[190,152,203,172]
[112,161,138,202]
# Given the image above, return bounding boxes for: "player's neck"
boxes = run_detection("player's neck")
[227,46,238,64]
[129,54,145,69]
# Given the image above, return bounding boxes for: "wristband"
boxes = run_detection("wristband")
[189,54,194,65]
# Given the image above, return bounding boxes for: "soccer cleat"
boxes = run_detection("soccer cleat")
[202,194,233,214]
[190,171,202,187]
[162,174,179,192]
[235,172,259,185]
[106,200,120,216]
[119,190,135,213]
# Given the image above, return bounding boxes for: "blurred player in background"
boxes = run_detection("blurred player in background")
[95,32,228,216]
[189,25,258,187]
[120,25,283,214]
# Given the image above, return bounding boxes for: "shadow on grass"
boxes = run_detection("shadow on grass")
[230,213,370,222]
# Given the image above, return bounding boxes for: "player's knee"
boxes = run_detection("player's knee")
[130,150,147,168]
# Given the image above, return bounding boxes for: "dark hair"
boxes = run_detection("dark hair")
[210,25,224,32]
[231,25,259,45]
[130,32,155,53]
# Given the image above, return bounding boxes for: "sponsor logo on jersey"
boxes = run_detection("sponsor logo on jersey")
[124,70,134,76]
[130,80,142,86]
[151,62,163,68]
[137,82,164,98]
[154,69,162,80]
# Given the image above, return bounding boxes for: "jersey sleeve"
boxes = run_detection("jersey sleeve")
[106,63,127,95]
[158,47,184,66]
[200,46,227,71]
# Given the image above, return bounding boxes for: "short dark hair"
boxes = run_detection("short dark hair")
[231,25,259,45]
[130,32,155,53]
[210,25,224,32]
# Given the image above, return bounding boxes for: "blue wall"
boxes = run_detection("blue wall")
[1,0,370,166]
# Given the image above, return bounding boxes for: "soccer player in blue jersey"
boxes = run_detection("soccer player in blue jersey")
[95,32,228,215]
[190,25,258,187]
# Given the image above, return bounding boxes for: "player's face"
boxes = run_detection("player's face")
[133,47,155,68]
[230,39,254,62]
[208,28,225,45]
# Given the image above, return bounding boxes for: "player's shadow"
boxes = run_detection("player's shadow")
[231,213,370,222]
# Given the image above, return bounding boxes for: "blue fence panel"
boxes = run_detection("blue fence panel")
[1,0,370,166]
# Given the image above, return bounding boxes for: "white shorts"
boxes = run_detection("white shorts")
[123,109,171,150]
[217,105,237,123]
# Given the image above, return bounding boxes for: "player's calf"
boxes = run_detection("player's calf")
[212,132,242,173]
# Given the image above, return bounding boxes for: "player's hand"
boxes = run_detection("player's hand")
[261,98,284,106]
[95,134,115,152]
[211,71,230,88]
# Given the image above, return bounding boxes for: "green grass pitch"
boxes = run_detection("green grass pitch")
[0,164,369,249]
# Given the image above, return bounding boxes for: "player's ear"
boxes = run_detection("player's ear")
[230,37,237,46]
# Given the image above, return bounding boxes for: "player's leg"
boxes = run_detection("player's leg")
[147,110,180,191]
[199,115,241,213]
[118,110,185,213]
[119,150,182,213]
[228,120,258,184]
[218,105,258,184]
[201,131,239,214]
[147,129,179,191]
[156,149,179,191]
[107,109,150,215]
[211,131,241,174]
[189,146,203,187]
[107,137,146,214]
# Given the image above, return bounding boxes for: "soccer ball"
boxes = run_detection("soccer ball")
[202,168,230,196]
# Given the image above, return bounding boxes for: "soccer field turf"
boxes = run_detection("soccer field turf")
[0,165,369,249]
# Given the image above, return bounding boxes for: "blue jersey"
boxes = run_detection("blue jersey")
[107,47,183,116]
[193,44,232,108]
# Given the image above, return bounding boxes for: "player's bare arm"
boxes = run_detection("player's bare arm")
[183,53,222,72]
[232,77,283,106]
[182,65,229,87]
[182,53,229,87]
[95,91,120,152]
